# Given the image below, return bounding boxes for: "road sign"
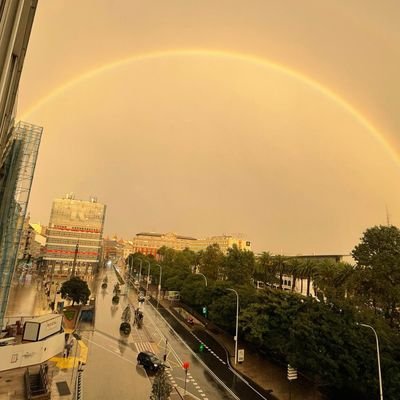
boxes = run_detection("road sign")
[202,306,207,316]
[238,349,245,363]
[287,364,298,381]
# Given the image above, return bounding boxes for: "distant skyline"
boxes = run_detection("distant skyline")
[17,1,400,253]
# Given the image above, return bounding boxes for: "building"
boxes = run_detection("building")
[43,196,106,276]
[102,236,124,261]
[0,122,42,327]
[279,254,350,296]
[130,232,251,256]
[122,240,135,260]
[17,216,46,262]
[0,0,39,329]
[202,235,251,254]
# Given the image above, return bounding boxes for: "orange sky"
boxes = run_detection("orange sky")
[17,1,400,254]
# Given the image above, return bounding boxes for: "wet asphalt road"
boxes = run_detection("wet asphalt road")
[148,297,274,400]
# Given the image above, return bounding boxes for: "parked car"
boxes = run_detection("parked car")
[137,351,161,372]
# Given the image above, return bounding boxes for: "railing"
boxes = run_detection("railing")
[74,363,84,400]
[25,364,50,400]
[2,315,35,328]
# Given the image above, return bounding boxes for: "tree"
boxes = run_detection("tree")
[271,255,288,290]
[60,276,91,305]
[352,225,400,325]
[225,245,255,285]
[180,275,207,308]
[312,261,354,303]
[156,247,192,291]
[298,259,318,296]
[286,257,301,292]
[150,366,172,400]
[198,244,224,281]
[254,251,276,285]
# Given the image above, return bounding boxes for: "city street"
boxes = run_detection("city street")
[81,271,151,400]
[82,267,238,400]
[5,266,277,399]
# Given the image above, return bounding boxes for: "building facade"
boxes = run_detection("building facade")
[43,196,106,276]
[0,0,39,329]
[280,254,349,296]
[102,237,125,261]
[130,232,251,256]
[18,216,46,262]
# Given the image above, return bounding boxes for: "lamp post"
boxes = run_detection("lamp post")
[155,263,163,308]
[196,272,207,287]
[52,283,59,312]
[144,259,151,295]
[227,288,239,365]
[70,331,81,386]
[128,255,133,276]
[137,258,143,284]
[357,323,383,400]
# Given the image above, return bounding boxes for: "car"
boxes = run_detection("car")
[137,351,161,372]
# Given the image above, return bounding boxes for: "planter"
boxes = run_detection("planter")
[101,283,107,289]
[112,295,120,305]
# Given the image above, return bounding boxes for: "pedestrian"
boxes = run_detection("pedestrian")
[66,343,72,358]
[63,348,67,358]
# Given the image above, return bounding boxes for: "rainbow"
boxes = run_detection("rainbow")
[19,48,398,164]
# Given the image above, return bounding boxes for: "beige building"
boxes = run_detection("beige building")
[102,236,124,261]
[17,217,45,261]
[43,195,106,276]
[130,232,251,257]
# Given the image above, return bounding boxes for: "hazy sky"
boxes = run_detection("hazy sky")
[17,1,400,254]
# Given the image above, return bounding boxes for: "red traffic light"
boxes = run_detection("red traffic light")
[183,361,190,370]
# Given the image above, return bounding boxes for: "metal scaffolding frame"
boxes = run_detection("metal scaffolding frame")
[0,121,42,328]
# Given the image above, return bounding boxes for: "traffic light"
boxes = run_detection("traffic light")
[199,343,205,352]
[287,365,298,381]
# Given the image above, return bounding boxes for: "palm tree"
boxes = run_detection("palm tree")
[286,257,301,292]
[298,259,318,297]
[271,254,288,290]
[256,251,272,284]
[313,261,355,302]
[333,262,355,300]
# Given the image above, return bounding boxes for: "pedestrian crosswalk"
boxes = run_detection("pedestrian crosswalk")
[135,341,155,353]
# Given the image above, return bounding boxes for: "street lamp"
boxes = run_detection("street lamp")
[70,331,81,386]
[357,323,383,400]
[155,263,163,308]
[52,283,59,312]
[144,259,151,295]
[196,272,207,287]
[137,258,143,284]
[227,288,239,366]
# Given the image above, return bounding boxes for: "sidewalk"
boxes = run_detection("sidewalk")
[207,329,322,400]
[1,273,91,400]
[0,337,86,400]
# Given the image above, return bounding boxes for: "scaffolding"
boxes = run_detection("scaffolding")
[0,121,42,328]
